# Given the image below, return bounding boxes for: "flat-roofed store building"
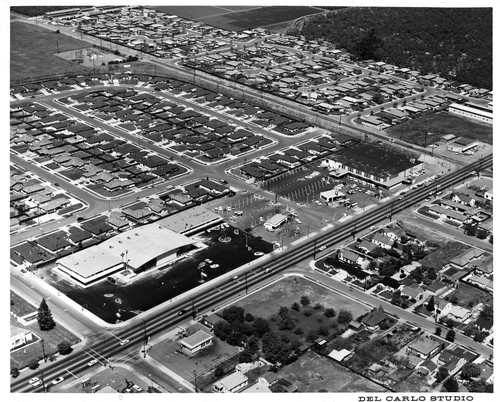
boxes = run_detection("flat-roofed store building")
[448,102,493,125]
[56,224,197,287]
[178,330,213,356]
[324,142,422,190]
[264,213,288,231]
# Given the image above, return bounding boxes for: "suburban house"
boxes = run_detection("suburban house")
[213,372,249,393]
[202,313,228,331]
[178,330,213,356]
[258,372,279,387]
[372,233,394,249]
[400,283,426,301]
[407,336,441,359]
[356,239,378,254]
[437,300,472,323]
[10,326,34,350]
[338,249,363,267]
[361,309,388,331]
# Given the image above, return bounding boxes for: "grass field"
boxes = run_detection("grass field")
[279,350,386,392]
[387,111,493,145]
[11,21,91,80]
[198,6,324,31]
[237,276,370,320]
[151,6,257,20]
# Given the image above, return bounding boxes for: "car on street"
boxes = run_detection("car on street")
[51,377,65,385]
[28,377,40,385]
[318,246,326,251]
[31,381,41,388]
[87,359,98,367]
[177,309,187,315]
[314,200,322,206]
[119,339,130,346]
[424,198,430,202]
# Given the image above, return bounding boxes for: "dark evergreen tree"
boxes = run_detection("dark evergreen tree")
[426,296,435,312]
[37,298,56,331]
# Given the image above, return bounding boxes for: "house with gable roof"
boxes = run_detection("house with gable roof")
[372,233,394,249]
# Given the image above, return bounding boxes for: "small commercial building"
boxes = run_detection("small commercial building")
[448,102,493,125]
[213,372,249,393]
[264,213,288,231]
[320,189,345,203]
[178,330,213,356]
[447,137,479,154]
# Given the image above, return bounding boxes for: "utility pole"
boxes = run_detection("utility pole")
[191,299,196,319]
[41,338,47,362]
[39,370,46,393]
[142,320,148,358]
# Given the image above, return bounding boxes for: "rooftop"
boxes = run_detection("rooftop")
[331,142,422,178]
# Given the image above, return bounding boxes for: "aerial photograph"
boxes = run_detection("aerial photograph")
[9,3,493,397]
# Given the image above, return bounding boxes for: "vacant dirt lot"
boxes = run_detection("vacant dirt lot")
[280,350,386,392]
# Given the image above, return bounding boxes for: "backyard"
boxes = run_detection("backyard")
[278,350,387,392]
[444,283,493,309]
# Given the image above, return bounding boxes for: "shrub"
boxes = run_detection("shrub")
[28,359,40,370]
[11,366,19,378]
[324,308,336,318]
[214,366,224,378]
[300,295,310,306]
[313,303,323,310]
[303,309,313,316]
[57,341,73,356]
[294,327,304,335]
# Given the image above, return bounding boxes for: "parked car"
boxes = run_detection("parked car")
[28,377,40,385]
